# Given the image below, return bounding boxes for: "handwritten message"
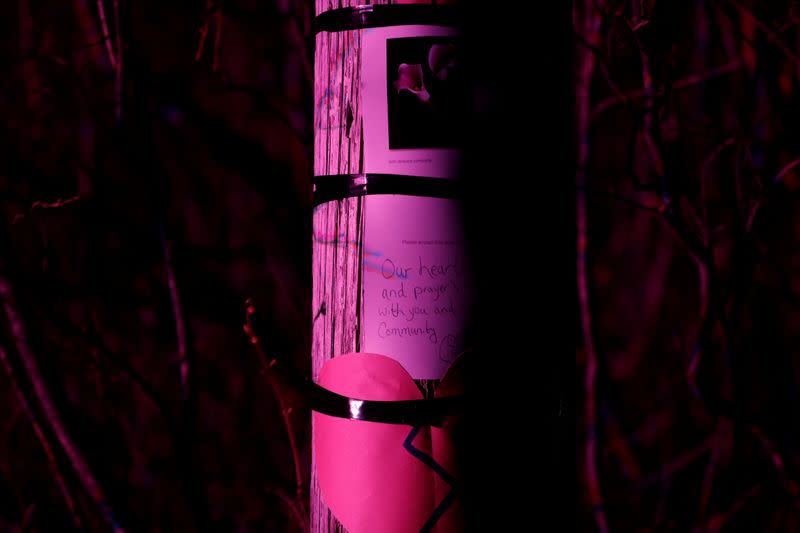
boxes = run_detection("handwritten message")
[362,196,472,379]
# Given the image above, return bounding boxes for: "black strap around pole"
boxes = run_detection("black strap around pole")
[313,4,459,34]
[307,380,463,427]
[313,173,460,205]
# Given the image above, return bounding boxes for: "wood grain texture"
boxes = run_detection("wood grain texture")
[314,29,363,176]
[311,2,438,531]
[311,197,364,533]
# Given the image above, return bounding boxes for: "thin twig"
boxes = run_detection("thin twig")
[161,236,189,400]
[573,31,631,107]
[698,419,732,520]
[152,229,215,531]
[701,138,737,226]
[749,425,800,497]
[673,59,744,90]
[627,408,673,445]
[0,274,126,532]
[626,17,665,179]
[195,0,223,72]
[113,0,122,122]
[269,485,310,532]
[695,483,763,533]
[725,0,800,66]
[665,205,800,502]
[30,302,175,428]
[592,59,743,120]
[601,403,642,481]
[30,195,82,211]
[577,185,663,214]
[693,253,710,365]
[95,0,116,69]
[697,139,737,326]
[746,157,800,233]
[243,300,309,533]
[660,204,726,406]
[0,345,83,531]
[194,0,213,62]
[12,195,82,226]
[575,0,609,531]
[772,157,800,186]
[71,0,108,69]
[778,17,800,33]
[635,436,716,490]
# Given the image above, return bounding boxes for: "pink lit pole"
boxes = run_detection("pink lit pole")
[311,1,470,532]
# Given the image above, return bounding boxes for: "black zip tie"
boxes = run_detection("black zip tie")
[313,4,459,34]
[307,380,464,427]
[313,173,460,206]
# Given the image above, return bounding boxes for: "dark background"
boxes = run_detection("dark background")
[573,0,800,531]
[0,1,315,531]
[0,0,567,532]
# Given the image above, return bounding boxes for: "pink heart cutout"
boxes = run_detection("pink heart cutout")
[314,352,465,533]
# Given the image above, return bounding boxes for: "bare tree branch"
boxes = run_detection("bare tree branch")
[243,300,309,533]
[592,59,743,120]
[0,345,83,531]
[575,0,609,531]
[0,274,126,532]
[113,0,122,121]
[95,0,117,69]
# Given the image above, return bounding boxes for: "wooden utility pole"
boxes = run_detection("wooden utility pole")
[311,2,466,531]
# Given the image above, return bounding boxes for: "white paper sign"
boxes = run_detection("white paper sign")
[357,23,470,379]
[362,195,473,379]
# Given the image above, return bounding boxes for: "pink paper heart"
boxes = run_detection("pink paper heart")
[314,352,465,533]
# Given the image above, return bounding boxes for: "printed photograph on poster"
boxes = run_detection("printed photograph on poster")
[362,25,462,178]
[387,37,464,150]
